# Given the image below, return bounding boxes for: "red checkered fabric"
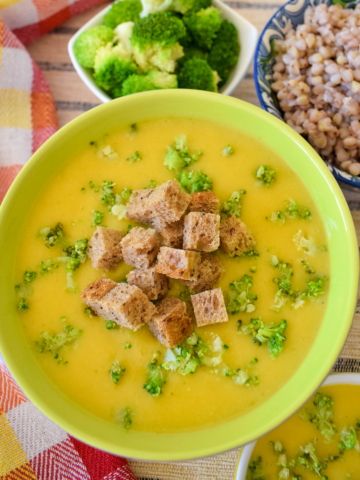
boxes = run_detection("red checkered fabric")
[0,364,137,480]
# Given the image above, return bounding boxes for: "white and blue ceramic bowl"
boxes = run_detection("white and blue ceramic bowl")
[254,0,360,190]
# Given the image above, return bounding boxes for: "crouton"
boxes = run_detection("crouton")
[127,267,168,301]
[120,226,160,269]
[148,297,193,347]
[183,212,220,252]
[191,288,228,327]
[155,246,201,280]
[82,278,155,331]
[188,191,220,214]
[182,254,222,293]
[126,180,190,224]
[220,216,255,256]
[151,217,184,248]
[88,226,124,270]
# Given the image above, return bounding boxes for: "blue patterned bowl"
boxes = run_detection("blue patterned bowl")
[254,0,360,190]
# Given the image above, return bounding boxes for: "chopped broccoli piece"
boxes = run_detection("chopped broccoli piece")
[23,271,37,284]
[178,169,213,192]
[164,134,202,172]
[73,25,114,69]
[92,210,104,226]
[221,358,259,387]
[296,443,327,477]
[84,307,94,317]
[222,145,234,156]
[226,274,258,314]
[35,324,82,364]
[119,187,133,203]
[271,258,294,310]
[255,165,277,186]
[93,44,138,97]
[131,12,185,72]
[303,276,326,299]
[143,355,167,396]
[269,200,312,223]
[109,360,126,384]
[63,239,88,272]
[118,406,133,429]
[300,259,315,275]
[178,58,218,91]
[105,320,120,330]
[98,144,119,160]
[304,392,337,441]
[101,180,117,208]
[17,298,29,312]
[171,0,211,14]
[39,223,64,248]
[124,342,133,349]
[102,0,141,28]
[240,318,287,357]
[126,150,142,163]
[293,230,318,256]
[39,259,59,274]
[220,189,246,218]
[162,333,209,374]
[184,7,222,50]
[121,71,177,95]
[339,426,359,452]
[208,20,239,85]
[247,456,264,480]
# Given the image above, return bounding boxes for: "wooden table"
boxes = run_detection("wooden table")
[27,2,360,478]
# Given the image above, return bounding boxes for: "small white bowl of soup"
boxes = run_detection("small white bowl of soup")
[0,90,357,460]
[237,372,360,480]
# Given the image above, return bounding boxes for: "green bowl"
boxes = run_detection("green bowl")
[0,90,358,461]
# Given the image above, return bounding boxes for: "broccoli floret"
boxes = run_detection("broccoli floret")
[178,46,208,66]
[140,0,173,16]
[184,7,222,50]
[226,274,257,314]
[220,189,246,218]
[93,44,137,97]
[131,12,185,72]
[164,134,202,172]
[178,169,213,193]
[177,58,218,91]
[208,20,239,85]
[114,21,136,56]
[172,0,211,14]
[73,25,114,69]
[121,71,177,95]
[143,355,167,396]
[241,318,287,357]
[102,0,141,28]
[255,164,277,186]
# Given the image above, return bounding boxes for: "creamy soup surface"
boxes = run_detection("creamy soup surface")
[15,118,329,432]
[248,384,360,479]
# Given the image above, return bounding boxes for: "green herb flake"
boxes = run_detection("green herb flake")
[126,150,142,163]
[241,317,287,357]
[178,169,213,193]
[143,355,167,396]
[221,189,246,218]
[109,360,126,384]
[35,324,82,364]
[39,223,64,248]
[118,406,133,429]
[92,210,104,226]
[105,320,119,330]
[123,342,132,350]
[164,134,202,173]
[255,164,277,186]
[222,145,234,157]
[226,274,258,314]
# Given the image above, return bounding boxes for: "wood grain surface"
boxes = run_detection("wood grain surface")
[27,2,360,478]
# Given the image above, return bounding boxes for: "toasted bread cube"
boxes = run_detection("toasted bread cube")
[182,254,222,293]
[183,212,220,252]
[126,180,190,224]
[188,191,220,214]
[151,217,184,248]
[191,288,228,327]
[127,267,168,301]
[155,246,201,280]
[220,216,255,256]
[120,226,160,269]
[88,227,124,270]
[148,297,193,347]
[82,279,155,331]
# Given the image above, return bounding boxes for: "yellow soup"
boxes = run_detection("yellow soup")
[15,118,329,433]
[248,383,360,479]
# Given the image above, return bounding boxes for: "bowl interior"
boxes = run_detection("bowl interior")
[236,372,360,479]
[0,90,358,461]
[67,0,258,101]
[254,0,360,188]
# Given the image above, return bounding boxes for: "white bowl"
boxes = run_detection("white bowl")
[68,0,257,102]
[236,372,360,480]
